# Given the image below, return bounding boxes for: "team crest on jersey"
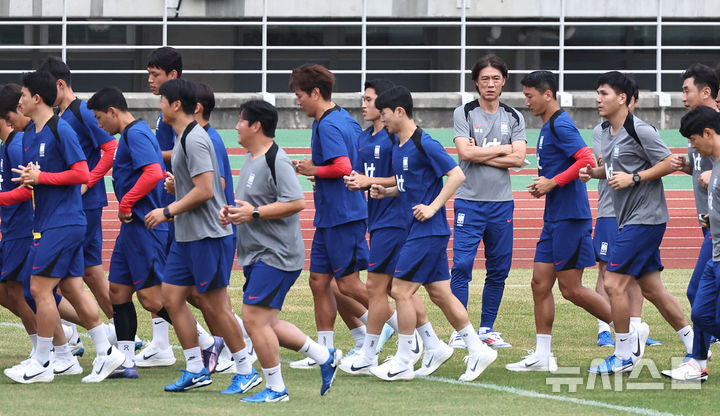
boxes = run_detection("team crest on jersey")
[473,124,482,135]
[246,172,255,188]
[538,136,544,150]
[501,123,508,135]
[403,156,408,171]
[39,143,45,157]
[613,146,619,158]
[374,145,381,159]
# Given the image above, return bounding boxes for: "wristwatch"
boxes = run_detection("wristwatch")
[632,172,641,185]
[163,206,173,219]
[252,207,260,220]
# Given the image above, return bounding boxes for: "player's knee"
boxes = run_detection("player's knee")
[558,283,580,302]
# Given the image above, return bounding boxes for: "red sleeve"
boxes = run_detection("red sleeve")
[0,186,32,206]
[553,146,596,187]
[118,163,163,215]
[87,139,118,188]
[37,161,90,186]
[315,156,352,179]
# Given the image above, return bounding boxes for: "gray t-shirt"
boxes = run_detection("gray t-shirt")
[689,145,714,226]
[593,122,615,218]
[171,122,233,242]
[234,145,305,271]
[601,114,671,228]
[453,100,526,202]
[708,157,720,261]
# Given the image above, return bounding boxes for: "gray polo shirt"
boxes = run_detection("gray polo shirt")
[689,145,714,226]
[171,122,233,242]
[453,100,526,202]
[708,157,720,261]
[600,114,671,229]
[234,145,305,271]
[593,122,615,218]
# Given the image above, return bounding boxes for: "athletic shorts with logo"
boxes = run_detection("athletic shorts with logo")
[109,221,167,292]
[163,235,234,293]
[534,219,595,271]
[83,207,103,267]
[593,217,618,263]
[242,261,301,310]
[606,224,665,278]
[0,237,32,283]
[394,235,450,284]
[310,219,369,278]
[368,227,407,275]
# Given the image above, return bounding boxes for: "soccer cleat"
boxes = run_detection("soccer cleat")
[220,367,263,394]
[5,358,54,384]
[376,323,396,354]
[81,347,125,383]
[597,331,614,347]
[646,337,662,346]
[202,336,224,374]
[69,336,85,357]
[164,368,212,392]
[588,354,634,375]
[135,342,176,367]
[241,388,290,403]
[289,356,318,369]
[107,364,139,379]
[3,358,33,379]
[320,348,342,395]
[459,345,498,381]
[215,356,235,374]
[53,355,83,376]
[661,359,707,382]
[134,335,143,351]
[506,352,558,372]
[415,342,454,376]
[448,330,466,349]
[478,331,512,348]
[369,355,414,381]
[339,350,378,375]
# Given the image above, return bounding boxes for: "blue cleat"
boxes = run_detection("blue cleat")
[241,388,290,403]
[107,364,139,379]
[164,368,212,392]
[597,331,614,347]
[220,367,263,394]
[375,323,396,354]
[588,355,633,375]
[202,336,224,373]
[320,348,342,396]
[646,337,662,346]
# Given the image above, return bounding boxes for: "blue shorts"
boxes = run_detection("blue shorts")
[109,221,167,292]
[394,236,450,284]
[606,224,665,278]
[83,208,103,267]
[368,227,407,275]
[164,235,234,293]
[593,217,618,263]
[310,220,369,278]
[534,219,595,271]
[242,261,301,310]
[0,237,32,283]
[31,226,85,278]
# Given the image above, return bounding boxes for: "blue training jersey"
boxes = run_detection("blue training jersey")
[356,127,405,232]
[205,124,235,206]
[536,110,591,221]
[155,113,176,206]
[391,128,457,240]
[60,98,114,210]
[311,105,367,228]
[113,120,167,229]
[0,131,33,240]
[23,116,87,232]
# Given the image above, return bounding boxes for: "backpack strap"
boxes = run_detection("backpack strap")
[3,130,17,163]
[180,120,198,154]
[463,99,479,120]
[499,102,521,125]
[265,142,279,186]
[202,123,211,132]
[121,120,142,146]
[67,99,83,125]
[314,105,341,139]
[46,115,62,143]
[409,127,428,159]
[622,112,656,147]
[548,109,565,139]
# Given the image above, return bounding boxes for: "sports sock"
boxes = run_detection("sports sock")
[235,313,247,337]
[458,324,484,355]
[151,317,170,349]
[358,311,369,325]
[196,322,215,350]
[35,336,53,365]
[61,319,78,341]
[105,322,117,344]
[349,326,366,348]
[298,336,330,364]
[697,359,708,369]
[598,319,611,334]
[232,349,252,374]
[677,325,693,354]
[360,333,380,357]
[29,333,38,355]
[118,341,135,367]
[184,346,203,373]
[219,341,232,361]
[113,302,137,343]
[396,333,414,364]
[54,343,72,361]
[263,364,286,392]
[629,316,642,327]
[417,322,442,351]
[317,331,334,348]
[156,307,172,325]
[89,324,112,357]
[386,311,399,332]
[614,330,634,360]
[535,334,552,359]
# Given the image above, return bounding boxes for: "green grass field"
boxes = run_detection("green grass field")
[0,269,710,416]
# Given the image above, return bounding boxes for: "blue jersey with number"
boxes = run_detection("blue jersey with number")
[536,110,591,221]
[0,131,33,240]
[391,128,456,240]
[205,124,235,206]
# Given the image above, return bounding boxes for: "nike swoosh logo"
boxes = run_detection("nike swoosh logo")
[554,261,563,266]
[387,369,407,378]
[33,241,40,246]
[333,267,343,273]
[248,296,259,300]
[23,371,45,380]
[358,147,364,151]
[268,371,277,376]
[368,262,377,267]
[54,364,74,374]
[424,356,434,368]
[506,219,512,223]
[610,262,620,266]
[94,361,106,375]
[33,266,40,270]
[470,359,479,372]
[633,337,641,357]
[143,352,158,360]
[191,376,205,384]
[24,147,29,151]
[199,281,208,286]
[619,338,628,342]
[682,331,691,337]
[411,334,420,354]
[350,363,372,371]
[395,270,404,274]
[153,322,162,325]
[524,360,539,367]
[133,280,142,285]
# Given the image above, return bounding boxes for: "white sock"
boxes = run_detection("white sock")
[152,317,170,349]
[535,334,552,359]
[298,336,330,364]
[29,333,38,356]
[196,322,214,350]
[386,311,399,332]
[118,341,135,367]
[349,326,366,348]
[677,325,693,354]
[54,343,72,361]
[184,346,203,373]
[614,329,635,361]
[458,324,484,355]
[110,317,115,326]
[89,324,112,357]
[35,336,53,365]
[105,322,117,344]
[234,313,248,339]
[263,364,285,392]
[232,349,252,374]
[417,322,442,351]
[396,333,414,364]
[360,333,380,357]
[219,342,232,360]
[697,359,708,369]
[358,311,369,325]
[61,319,78,341]
[317,331,334,348]
[630,316,642,326]
[598,319,611,334]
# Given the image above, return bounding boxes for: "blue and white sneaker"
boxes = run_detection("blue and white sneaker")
[376,323,395,354]
[448,330,466,349]
[588,355,634,375]
[201,336,224,374]
[345,346,360,358]
[164,368,212,392]
[597,331,614,347]
[134,335,143,351]
[646,337,662,346]
[320,348,342,396]
[108,364,139,379]
[241,388,290,403]
[220,367,263,394]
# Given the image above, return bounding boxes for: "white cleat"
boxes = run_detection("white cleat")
[448,330,466,349]
[339,350,378,375]
[369,356,414,381]
[506,352,558,372]
[459,345,497,381]
[661,359,707,382]
[478,331,512,348]
[289,356,318,369]
[415,342,454,376]
[134,342,176,367]
[81,347,125,383]
[3,358,33,380]
[215,356,235,374]
[5,358,54,384]
[53,355,83,376]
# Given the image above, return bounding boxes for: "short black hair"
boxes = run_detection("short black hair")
[159,79,196,115]
[239,100,278,138]
[22,70,57,107]
[375,86,413,118]
[0,83,21,118]
[628,75,639,102]
[597,71,634,106]
[148,46,183,78]
[193,82,215,121]
[38,55,72,86]
[364,79,395,97]
[87,87,129,112]
[520,71,557,99]
[471,55,509,81]
[680,105,720,137]
[682,63,719,100]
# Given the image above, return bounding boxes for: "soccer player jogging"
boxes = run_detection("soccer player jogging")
[0,70,123,384]
[506,71,612,372]
[143,79,254,393]
[581,71,692,375]
[86,87,173,378]
[450,55,527,349]
[368,86,497,382]
[219,100,340,402]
